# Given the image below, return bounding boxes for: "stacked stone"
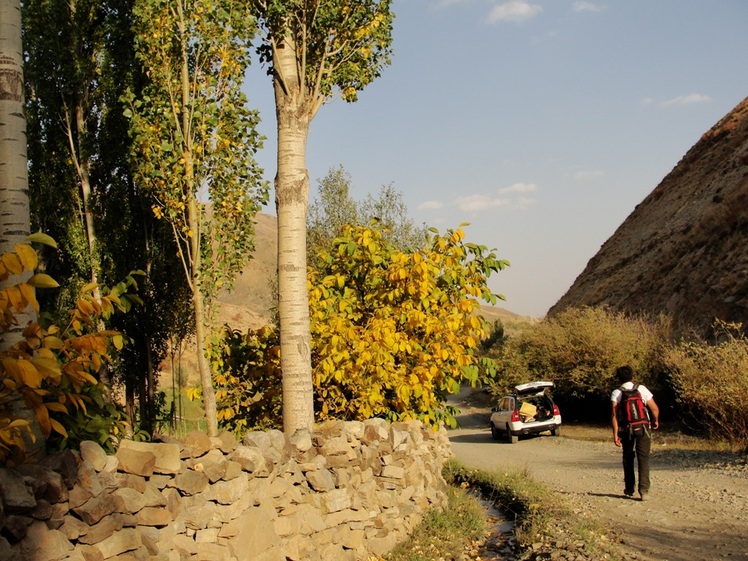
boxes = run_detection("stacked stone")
[0,418,452,561]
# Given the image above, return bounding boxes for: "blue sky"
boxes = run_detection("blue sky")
[244,0,748,317]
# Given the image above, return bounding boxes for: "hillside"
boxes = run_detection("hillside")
[216,213,278,331]
[549,96,748,335]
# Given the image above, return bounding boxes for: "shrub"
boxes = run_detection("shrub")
[210,223,508,431]
[0,236,140,464]
[488,307,669,421]
[208,325,283,434]
[664,320,748,446]
[308,224,506,427]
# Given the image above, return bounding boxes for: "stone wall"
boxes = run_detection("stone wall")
[0,418,452,561]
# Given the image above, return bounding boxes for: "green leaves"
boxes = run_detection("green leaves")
[126,0,269,307]
[254,0,394,105]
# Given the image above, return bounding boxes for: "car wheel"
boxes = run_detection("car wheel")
[490,422,501,440]
[551,425,561,437]
[506,426,518,444]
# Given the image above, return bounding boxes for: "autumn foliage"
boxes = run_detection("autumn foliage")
[211,224,508,433]
[0,237,139,464]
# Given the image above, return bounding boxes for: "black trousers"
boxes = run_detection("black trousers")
[621,430,651,493]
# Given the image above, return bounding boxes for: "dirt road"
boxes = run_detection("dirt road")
[447,395,748,561]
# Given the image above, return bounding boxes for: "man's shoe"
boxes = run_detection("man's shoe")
[639,491,648,501]
[624,489,635,498]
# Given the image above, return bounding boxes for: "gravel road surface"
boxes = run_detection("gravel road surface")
[447,393,748,561]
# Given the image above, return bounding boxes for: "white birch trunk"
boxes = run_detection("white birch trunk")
[0,0,45,458]
[274,35,315,434]
[0,0,33,347]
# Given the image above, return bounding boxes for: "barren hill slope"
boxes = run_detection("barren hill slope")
[549,96,748,335]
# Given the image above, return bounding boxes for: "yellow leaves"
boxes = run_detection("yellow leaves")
[2,358,43,388]
[2,252,23,275]
[306,223,506,427]
[186,386,202,401]
[15,243,38,271]
[28,274,60,289]
[25,232,57,248]
[342,86,357,101]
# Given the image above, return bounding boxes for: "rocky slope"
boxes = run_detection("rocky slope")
[549,96,748,336]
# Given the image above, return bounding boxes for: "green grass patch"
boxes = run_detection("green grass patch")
[441,460,624,561]
[384,485,487,561]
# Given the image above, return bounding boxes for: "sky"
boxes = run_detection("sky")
[243,0,748,318]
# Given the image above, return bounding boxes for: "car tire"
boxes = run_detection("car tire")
[506,427,518,444]
[551,425,561,437]
[490,422,501,440]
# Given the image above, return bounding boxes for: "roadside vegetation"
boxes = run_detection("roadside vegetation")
[384,459,623,561]
[483,307,748,449]
[383,481,488,561]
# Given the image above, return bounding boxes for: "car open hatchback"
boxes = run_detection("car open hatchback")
[490,381,562,443]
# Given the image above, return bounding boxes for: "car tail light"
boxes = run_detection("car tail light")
[511,411,520,422]
[552,405,560,416]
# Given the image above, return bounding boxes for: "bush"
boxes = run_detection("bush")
[488,307,669,421]
[208,326,283,435]
[664,321,748,446]
[0,237,140,464]
[309,224,506,427]
[210,223,508,431]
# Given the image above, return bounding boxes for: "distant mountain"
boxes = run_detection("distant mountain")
[549,96,748,336]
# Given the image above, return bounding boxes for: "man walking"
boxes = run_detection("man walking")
[611,365,660,501]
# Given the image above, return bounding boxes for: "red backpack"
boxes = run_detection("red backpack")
[618,386,650,436]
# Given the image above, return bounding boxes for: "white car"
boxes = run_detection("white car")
[490,381,562,443]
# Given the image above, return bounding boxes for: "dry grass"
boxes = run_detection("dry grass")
[562,422,741,452]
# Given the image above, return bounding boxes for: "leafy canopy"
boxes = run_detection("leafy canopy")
[125,0,268,303]
[254,0,394,108]
[307,165,427,263]
[310,224,507,427]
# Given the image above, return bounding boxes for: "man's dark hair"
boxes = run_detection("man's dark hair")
[616,365,635,383]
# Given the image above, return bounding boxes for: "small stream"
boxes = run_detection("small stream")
[470,492,519,560]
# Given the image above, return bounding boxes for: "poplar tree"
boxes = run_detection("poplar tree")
[251,0,394,434]
[126,0,268,435]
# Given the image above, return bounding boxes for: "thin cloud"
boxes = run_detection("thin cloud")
[488,0,542,24]
[662,93,711,107]
[456,194,510,212]
[499,182,538,194]
[418,200,444,210]
[572,1,604,12]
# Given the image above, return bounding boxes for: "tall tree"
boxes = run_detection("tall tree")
[126,0,268,436]
[307,165,427,261]
[360,182,426,250]
[23,0,188,433]
[252,0,394,434]
[306,165,359,261]
[0,0,31,316]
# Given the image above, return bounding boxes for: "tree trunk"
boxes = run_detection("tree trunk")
[0,0,44,457]
[0,0,32,307]
[176,0,216,436]
[189,197,218,436]
[274,36,315,435]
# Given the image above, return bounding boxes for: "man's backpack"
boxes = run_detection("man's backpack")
[618,386,650,437]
